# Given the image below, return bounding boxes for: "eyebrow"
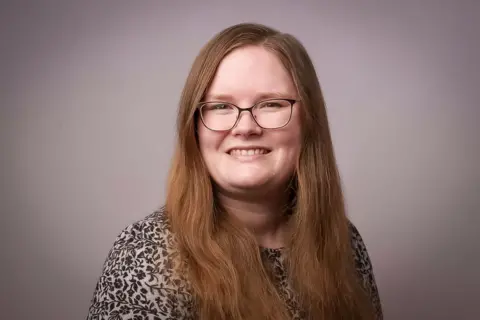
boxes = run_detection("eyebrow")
[205,91,293,102]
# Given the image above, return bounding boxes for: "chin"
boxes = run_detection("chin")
[229,179,268,189]
[226,177,280,195]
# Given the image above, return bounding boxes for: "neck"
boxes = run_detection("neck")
[217,190,290,249]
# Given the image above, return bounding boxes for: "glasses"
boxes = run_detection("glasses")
[197,98,297,131]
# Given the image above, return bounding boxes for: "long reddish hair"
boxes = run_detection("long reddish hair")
[165,23,374,319]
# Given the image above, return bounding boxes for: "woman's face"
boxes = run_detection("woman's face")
[197,45,302,196]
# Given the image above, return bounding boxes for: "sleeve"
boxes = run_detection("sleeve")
[86,217,193,320]
[349,222,384,320]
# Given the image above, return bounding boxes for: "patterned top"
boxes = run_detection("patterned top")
[87,209,382,319]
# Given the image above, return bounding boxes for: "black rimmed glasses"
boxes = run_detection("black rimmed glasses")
[197,98,298,131]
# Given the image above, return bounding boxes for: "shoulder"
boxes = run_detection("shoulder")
[112,209,172,250]
[87,208,194,320]
[348,221,384,319]
[100,210,174,277]
[348,221,372,274]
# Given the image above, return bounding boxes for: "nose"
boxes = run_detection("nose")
[230,110,262,136]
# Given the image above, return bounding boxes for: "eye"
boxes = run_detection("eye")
[203,103,228,111]
[264,102,282,108]
[211,103,227,110]
[257,100,287,109]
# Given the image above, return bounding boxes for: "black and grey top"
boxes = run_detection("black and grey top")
[87,209,383,319]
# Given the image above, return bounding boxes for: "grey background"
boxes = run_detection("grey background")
[1,1,479,319]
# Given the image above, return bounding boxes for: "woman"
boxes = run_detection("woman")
[87,23,383,319]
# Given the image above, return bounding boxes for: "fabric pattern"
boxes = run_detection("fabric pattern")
[87,209,382,319]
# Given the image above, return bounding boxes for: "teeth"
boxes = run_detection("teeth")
[229,149,268,156]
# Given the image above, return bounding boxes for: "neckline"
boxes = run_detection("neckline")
[260,246,284,253]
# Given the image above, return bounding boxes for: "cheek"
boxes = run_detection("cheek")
[285,137,302,169]
[278,122,302,167]
[197,125,225,157]
[283,119,302,153]
[289,113,302,155]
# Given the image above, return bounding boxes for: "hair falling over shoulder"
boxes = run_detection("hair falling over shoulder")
[165,23,375,319]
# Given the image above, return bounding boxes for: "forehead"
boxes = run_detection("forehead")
[206,45,296,101]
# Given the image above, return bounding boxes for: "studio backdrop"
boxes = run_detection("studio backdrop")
[1,1,479,319]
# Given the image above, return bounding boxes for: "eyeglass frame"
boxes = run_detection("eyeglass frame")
[196,98,298,131]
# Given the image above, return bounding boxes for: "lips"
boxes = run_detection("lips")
[229,148,270,156]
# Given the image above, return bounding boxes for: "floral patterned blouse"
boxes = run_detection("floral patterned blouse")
[87,209,383,319]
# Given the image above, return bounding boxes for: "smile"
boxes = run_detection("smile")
[228,148,270,156]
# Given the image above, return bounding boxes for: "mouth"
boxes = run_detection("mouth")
[227,148,271,157]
